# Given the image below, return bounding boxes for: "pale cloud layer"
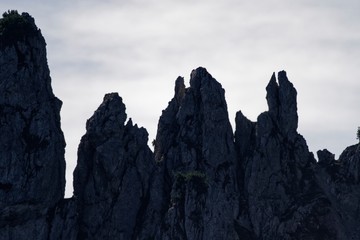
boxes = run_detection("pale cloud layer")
[1,0,360,197]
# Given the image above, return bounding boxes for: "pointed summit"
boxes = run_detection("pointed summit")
[278,70,298,136]
[0,11,67,239]
[0,11,65,208]
[155,67,237,239]
[174,76,185,104]
[85,93,127,134]
[266,72,279,117]
[264,70,298,138]
[74,92,154,239]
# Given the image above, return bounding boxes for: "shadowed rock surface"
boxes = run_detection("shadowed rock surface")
[0,11,70,240]
[317,145,360,239]
[73,93,155,239]
[0,11,65,209]
[1,11,360,240]
[153,68,238,239]
[235,72,346,240]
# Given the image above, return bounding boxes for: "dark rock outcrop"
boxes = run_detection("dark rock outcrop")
[317,145,360,239]
[235,71,346,239]
[154,68,238,239]
[73,93,155,239]
[1,11,360,240]
[0,11,70,240]
[0,10,65,209]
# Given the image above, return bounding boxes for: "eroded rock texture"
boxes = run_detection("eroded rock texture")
[317,145,360,239]
[154,68,238,239]
[235,71,346,240]
[0,11,65,209]
[0,11,71,240]
[73,93,155,239]
[1,11,360,240]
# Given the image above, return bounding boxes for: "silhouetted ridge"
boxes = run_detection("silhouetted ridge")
[1,11,360,240]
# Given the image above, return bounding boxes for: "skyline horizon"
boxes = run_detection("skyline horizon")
[1,0,359,198]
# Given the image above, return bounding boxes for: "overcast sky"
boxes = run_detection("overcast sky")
[2,0,360,197]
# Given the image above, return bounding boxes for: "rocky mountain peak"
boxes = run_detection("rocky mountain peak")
[265,72,279,116]
[265,70,298,139]
[153,67,238,239]
[1,12,360,240]
[174,76,185,103]
[73,90,155,239]
[85,93,127,134]
[189,66,212,89]
[0,11,67,239]
[0,11,55,108]
[0,10,65,207]
[235,71,348,239]
[156,67,234,171]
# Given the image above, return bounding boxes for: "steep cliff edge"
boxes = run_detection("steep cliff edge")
[235,72,346,239]
[0,11,71,240]
[1,11,360,240]
[153,68,238,239]
[73,93,155,239]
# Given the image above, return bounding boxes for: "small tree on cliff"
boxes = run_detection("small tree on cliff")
[0,10,36,48]
[357,127,360,143]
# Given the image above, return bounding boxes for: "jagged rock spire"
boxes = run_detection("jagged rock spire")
[0,11,67,239]
[155,67,237,240]
[73,93,155,239]
[1,11,360,238]
[0,11,65,208]
[235,71,345,239]
[266,70,298,139]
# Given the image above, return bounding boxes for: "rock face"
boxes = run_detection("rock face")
[154,68,238,239]
[0,11,65,208]
[317,145,360,239]
[1,11,360,240]
[235,72,345,239]
[73,93,155,239]
[0,11,69,240]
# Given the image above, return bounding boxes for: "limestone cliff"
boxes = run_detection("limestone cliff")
[1,11,360,240]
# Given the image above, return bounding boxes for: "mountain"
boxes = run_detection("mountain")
[0,11,359,240]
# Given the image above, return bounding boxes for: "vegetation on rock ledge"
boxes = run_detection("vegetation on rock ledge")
[0,10,37,48]
[171,171,208,203]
